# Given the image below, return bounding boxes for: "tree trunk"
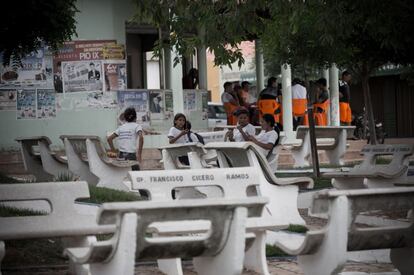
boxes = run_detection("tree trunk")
[361,63,377,145]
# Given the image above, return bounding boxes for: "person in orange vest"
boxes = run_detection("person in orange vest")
[221,81,240,125]
[339,71,352,125]
[292,78,308,129]
[313,78,330,126]
[257,77,282,124]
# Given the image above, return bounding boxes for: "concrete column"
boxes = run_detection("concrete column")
[323,68,331,124]
[281,64,294,140]
[197,46,208,90]
[170,48,184,113]
[255,40,265,91]
[163,48,172,89]
[329,64,340,126]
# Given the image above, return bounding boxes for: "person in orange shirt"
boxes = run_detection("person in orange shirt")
[313,78,330,126]
[291,78,308,129]
[221,82,240,125]
[339,71,352,125]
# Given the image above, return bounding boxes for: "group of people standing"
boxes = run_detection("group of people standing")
[221,71,352,131]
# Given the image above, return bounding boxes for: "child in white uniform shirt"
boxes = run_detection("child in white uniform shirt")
[226,108,256,142]
[248,114,279,157]
[107,107,144,170]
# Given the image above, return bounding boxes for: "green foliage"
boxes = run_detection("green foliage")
[132,0,270,68]
[0,206,46,217]
[287,224,308,233]
[266,244,289,257]
[0,0,79,65]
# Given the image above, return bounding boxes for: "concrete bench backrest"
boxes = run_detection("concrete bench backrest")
[60,135,103,162]
[358,144,414,171]
[197,130,227,143]
[310,187,414,251]
[295,126,355,140]
[204,142,313,188]
[160,142,207,169]
[0,181,115,240]
[128,167,259,201]
[94,198,266,261]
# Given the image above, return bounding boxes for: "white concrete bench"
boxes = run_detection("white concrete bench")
[271,187,414,275]
[160,142,213,169]
[0,181,115,274]
[60,135,137,190]
[127,167,307,275]
[323,144,414,189]
[65,197,267,275]
[203,142,313,224]
[283,126,355,167]
[15,136,69,181]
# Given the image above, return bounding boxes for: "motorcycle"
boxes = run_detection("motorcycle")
[352,109,386,144]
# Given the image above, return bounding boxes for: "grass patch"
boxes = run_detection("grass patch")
[375,157,392,165]
[0,173,21,184]
[78,186,143,204]
[286,224,308,233]
[266,244,289,257]
[0,206,46,217]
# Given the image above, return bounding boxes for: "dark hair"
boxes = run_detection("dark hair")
[316,78,327,87]
[185,121,192,130]
[267,77,277,87]
[233,107,249,117]
[342,71,351,77]
[89,62,95,66]
[223,81,232,89]
[124,107,137,122]
[173,113,187,127]
[241,81,250,88]
[292,78,302,85]
[262,114,275,127]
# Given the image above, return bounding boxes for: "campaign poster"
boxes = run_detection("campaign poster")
[62,61,103,93]
[184,90,196,111]
[16,89,36,119]
[0,48,53,88]
[117,90,149,124]
[0,89,17,111]
[103,62,127,91]
[201,91,208,120]
[37,89,56,119]
[149,90,164,120]
[53,40,117,93]
[164,91,173,119]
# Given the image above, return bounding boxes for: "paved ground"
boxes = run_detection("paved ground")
[2,259,399,275]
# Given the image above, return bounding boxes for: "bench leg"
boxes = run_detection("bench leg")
[390,247,414,275]
[157,258,183,275]
[39,141,69,178]
[193,206,247,275]
[324,130,347,166]
[89,213,138,275]
[244,231,270,275]
[19,143,53,181]
[63,236,96,275]
[298,196,348,275]
[0,241,4,275]
[292,132,311,168]
[64,139,99,185]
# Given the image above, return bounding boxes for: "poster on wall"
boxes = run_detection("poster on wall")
[0,89,17,111]
[184,90,196,111]
[53,40,118,93]
[0,48,53,88]
[201,92,208,120]
[16,89,36,119]
[164,91,173,120]
[37,89,56,119]
[149,90,164,120]
[117,90,149,125]
[103,61,127,91]
[62,61,103,93]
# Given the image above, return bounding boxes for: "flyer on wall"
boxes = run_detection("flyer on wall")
[164,91,173,120]
[0,89,17,111]
[117,90,150,125]
[62,60,103,93]
[184,90,196,111]
[103,61,127,92]
[0,48,53,88]
[16,89,36,119]
[37,89,56,119]
[149,90,164,120]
